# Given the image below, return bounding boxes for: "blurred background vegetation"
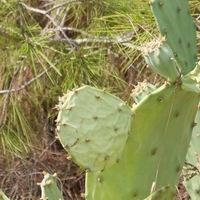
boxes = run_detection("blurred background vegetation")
[0,0,199,199]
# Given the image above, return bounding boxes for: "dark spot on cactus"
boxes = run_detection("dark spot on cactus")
[114,127,118,131]
[192,122,197,127]
[85,138,90,142]
[93,116,98,119]
[195,189,199,194]
[95,94,100,98]
[64,143,69,148]
[116,158,120,163]
[165,184,170,189]
[175,112,180,117]
[185,61,188,66]
[164,29,168,35]
[67,106,72,110]
[188,43,191,48]
[151,148,157,155]
[158,1,163,7]
[98,177,102,182]
[156,54,160,59]
[105,156,110,160]
[179,39,182,43]
[177,166,182,172]
[133,192,138,197]
[118,107,122,112]
[174,53,178,57]
[158,97,163,102]
[177,7,181,12]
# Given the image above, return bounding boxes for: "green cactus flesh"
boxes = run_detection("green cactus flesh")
[39,172,64,200]
[184,175,200,199]
[181,63,200,93]
[0,189,9,200]
[56,85,133,172]
[150,0,197,75]
[144,42,179,81]
[131,81,157,105]
[144,185,175,200]
[85,84,199,200]
[183,101,200,199]
[186,103,200,166]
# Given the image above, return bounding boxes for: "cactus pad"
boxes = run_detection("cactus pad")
[56,85,133,172]
[184,175,200,199]
[131,81,157,105]
[144,42,179,81]
[150,0,197,75]
[38,172,64,200]
[85,84,199,200]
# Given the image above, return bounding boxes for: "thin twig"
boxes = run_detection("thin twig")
[0,66,53,95]
[20,2,76,49]
[0,65,21,131]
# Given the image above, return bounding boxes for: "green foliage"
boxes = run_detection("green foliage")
[0,0,155,155]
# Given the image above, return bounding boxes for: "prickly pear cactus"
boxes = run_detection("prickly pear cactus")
[56,86,133,172]
[0,189,9,200]
[85,84,199,200]
[55,0,199,199]
[149,0,197,75]
[38,172,64,200]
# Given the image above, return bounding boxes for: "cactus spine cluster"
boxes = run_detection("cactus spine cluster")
[55,0,199,199]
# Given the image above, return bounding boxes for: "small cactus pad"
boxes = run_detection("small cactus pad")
[38,172,64,200]
[56,85,133,172]
[144,185,175,200]
[144,42,179,81]
[85,84,199,200]
[131,80,157,105]
[186,103,200,166]
[181,63,200,93]
[0,189,9,200]
[150,0,197,75]
[184,175,200,199]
